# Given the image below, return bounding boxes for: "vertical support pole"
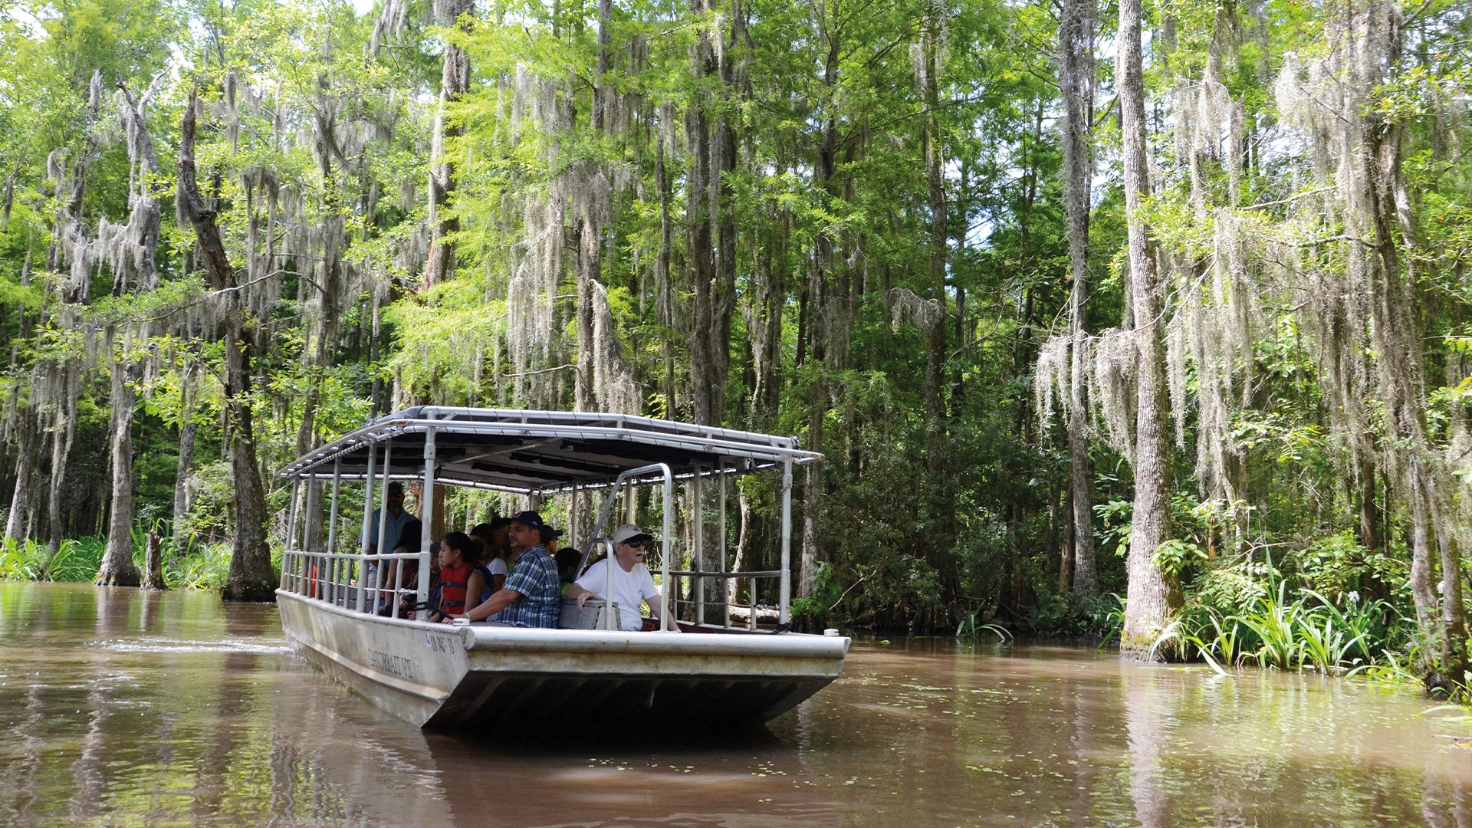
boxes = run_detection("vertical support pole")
[419,428,436,621]
[719,467,729,628]
[661,466,674,631]
[286,479,301,551]
[285,479,301,592]
[304,475,319,597]
[604,538,616,631]
[627,484,637,524]
[570,483,579,553]
[304,475,318,549]
[694,467,704,626]
[779,456,793,628]
[328,459,341,604]
[374,441,393,613]
[358,441,377,613]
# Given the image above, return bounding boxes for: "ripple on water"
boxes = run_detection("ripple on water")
[87,637,291,655]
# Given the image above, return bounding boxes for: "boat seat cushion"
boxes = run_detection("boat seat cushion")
[558,598,622,630]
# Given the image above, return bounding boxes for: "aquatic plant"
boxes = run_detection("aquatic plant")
[0,536,106,582]
[956,612,1014,643]
[169,542,234,590]
[1149,573,1423,681]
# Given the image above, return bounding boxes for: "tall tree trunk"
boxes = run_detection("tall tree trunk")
[686,7,717,426]
[1118,0,1178,655]
[1060,0,1098,595]
[684,0,739,427]
[921,18,959,612]
[173,359,198,547]
[575,217,599,412]
[1336,0,1469,685]
[921,22,948,474]
[656,104,676,418]
[425,0,474,286]
[177,88,275,602]
[799,26,843,601]
[96,351,141,587]
[45,362,77,558]
[5,406,36,542]
[573,0,615,414]
[1357,457,1379,552]
[1358,0,1466,682]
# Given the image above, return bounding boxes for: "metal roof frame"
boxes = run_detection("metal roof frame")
[276,407,821,496]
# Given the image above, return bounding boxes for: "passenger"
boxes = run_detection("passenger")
[364,482,416,557]
[554,547,583,593]
[435,531,493,620]
[460,511,561,627]
[540,525,564,555]
[564,523,676,632]
[469,522,509,592]
[388,518,424,616]
[362,481,417,609]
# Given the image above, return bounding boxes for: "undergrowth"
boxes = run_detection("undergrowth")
[0,523,235,590]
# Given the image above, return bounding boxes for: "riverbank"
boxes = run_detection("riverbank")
[0,533,248,590]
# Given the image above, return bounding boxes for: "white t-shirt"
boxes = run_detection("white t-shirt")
[575,559,659,632]
[487,557,509,578]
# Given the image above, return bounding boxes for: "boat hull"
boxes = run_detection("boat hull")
[277,591,849,734]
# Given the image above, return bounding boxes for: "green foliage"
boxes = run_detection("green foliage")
[1296,532,1407,603]
[0,522,235,591]
[1151,539,1208,580]
[790,561,842,628]
[1157,567,1415,677]
[0,0,1465,669]
[0,537,104,582]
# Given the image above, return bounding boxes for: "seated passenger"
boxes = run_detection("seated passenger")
[555,547,583,593]
[563,524,676,632]
[390,519,424,616]
[434,531,492,621]
[469,522,509,592]
[540,525,564,555]
[461,511,561,628]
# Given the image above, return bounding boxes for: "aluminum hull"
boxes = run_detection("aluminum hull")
[277,591,849,733]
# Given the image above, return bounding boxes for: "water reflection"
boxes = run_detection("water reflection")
[2,583,1471,826]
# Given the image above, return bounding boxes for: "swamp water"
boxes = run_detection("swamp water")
[2,582,1470,827]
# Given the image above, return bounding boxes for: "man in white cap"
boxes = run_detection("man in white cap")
[565,523,675,632]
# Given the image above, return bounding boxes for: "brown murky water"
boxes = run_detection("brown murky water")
[3,583,1471,827]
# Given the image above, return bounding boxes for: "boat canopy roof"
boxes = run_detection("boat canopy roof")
[277,407,821,495]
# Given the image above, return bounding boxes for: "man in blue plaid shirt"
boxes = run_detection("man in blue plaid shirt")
[462,511,562,628]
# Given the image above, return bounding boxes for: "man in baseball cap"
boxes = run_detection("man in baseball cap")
[564,523,675,632]
[461,510,562,627]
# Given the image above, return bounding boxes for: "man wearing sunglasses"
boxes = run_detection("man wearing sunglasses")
[566,523,674,632]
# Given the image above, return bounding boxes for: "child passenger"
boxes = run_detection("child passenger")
[434,532,493,621]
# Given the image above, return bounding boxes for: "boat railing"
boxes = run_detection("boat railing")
[281,548,428,618]
[665,569,783,630]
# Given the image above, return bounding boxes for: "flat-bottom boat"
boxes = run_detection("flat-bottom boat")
[275,408,850,734]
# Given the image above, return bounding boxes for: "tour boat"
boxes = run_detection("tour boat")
[275,407,850,735]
